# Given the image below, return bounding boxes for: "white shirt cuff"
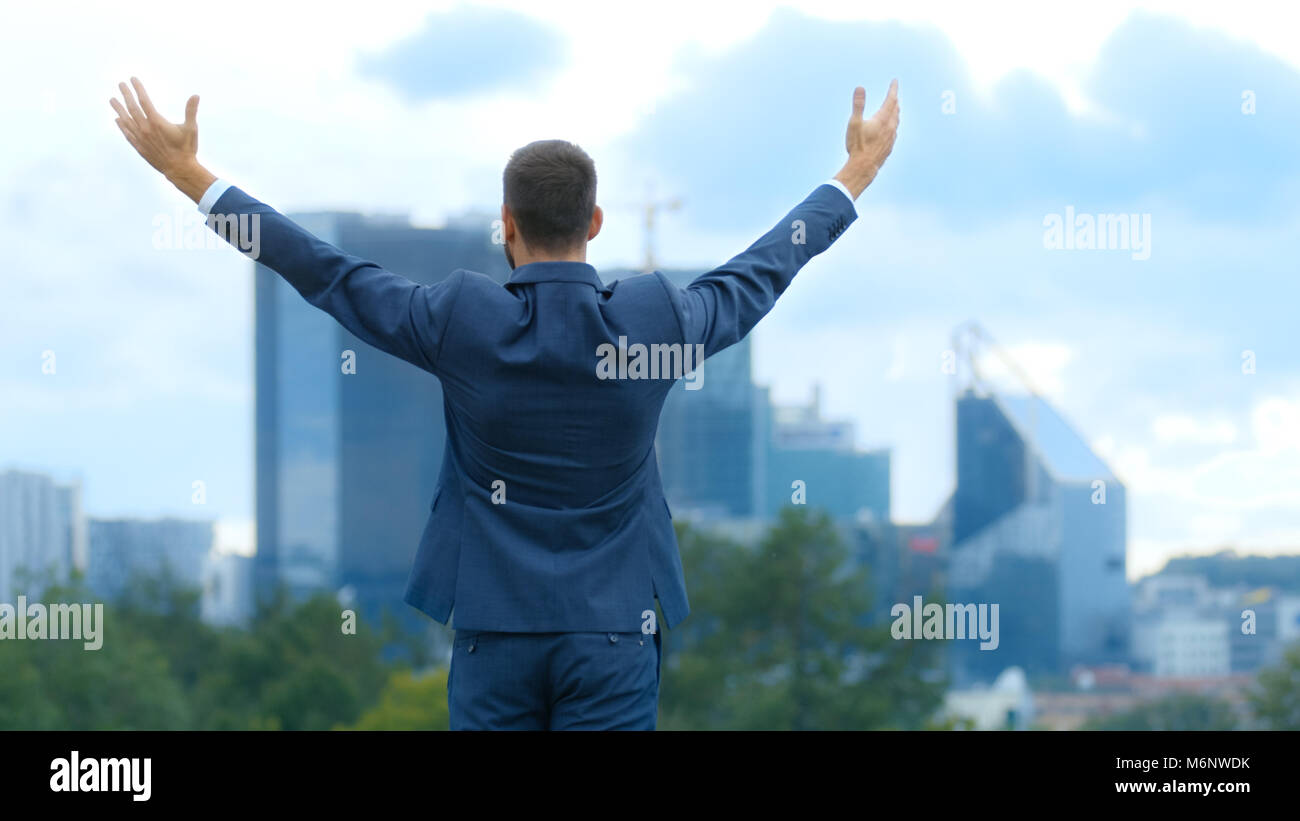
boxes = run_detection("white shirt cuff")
[823,178,856,210]
[197,179,234,215]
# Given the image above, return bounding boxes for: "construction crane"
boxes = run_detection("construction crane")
[950,320,1045,399]
[608,181,682,274]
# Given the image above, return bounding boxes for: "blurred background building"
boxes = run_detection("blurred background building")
[939,324,1130,683]
[946,389,1130,681]
[201,551,255,627]
[765,384,890,521]
[0,469,86,602]
[0,468,249,625]
[87,516,213,601]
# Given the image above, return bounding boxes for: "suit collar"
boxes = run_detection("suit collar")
[506,261,604,289]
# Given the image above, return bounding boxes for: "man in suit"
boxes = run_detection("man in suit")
[111,76,899,730]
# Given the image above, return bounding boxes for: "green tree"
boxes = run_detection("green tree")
[341,669,451,730]
[659,506,946,730]
[1250,642,1300,729]
[192,590,392,730]
[0,580,192,730]
[0,575,402,730]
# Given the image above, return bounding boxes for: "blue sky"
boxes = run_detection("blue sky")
[1,1,1298,576]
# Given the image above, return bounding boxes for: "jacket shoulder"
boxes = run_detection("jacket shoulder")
[604,271,686,342]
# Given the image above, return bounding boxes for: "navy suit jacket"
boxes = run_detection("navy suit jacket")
[206,182,856,632]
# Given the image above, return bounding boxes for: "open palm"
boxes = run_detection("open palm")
[845,79,899,173]
[110,77,200,177]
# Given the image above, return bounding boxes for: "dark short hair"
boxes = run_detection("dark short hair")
[503,140,597,251]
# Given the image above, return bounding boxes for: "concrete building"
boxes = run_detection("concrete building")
[87,517,213,600]
[0,469,86,601]
[1152,617,1230,677]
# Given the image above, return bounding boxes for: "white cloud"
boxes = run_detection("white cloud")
[975,341,1075,401]
[1151,414,1238,445]
[1251,396,1300,453]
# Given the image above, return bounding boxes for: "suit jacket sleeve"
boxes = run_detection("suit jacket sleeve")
[660,183,857,359]
[204,185,462,374]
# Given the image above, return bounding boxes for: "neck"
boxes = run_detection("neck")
[511,245,586,268]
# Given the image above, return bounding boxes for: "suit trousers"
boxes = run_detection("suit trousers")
[447,628,662,730]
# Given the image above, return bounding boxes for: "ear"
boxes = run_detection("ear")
[587,205,603,241]
[501,204,516,243]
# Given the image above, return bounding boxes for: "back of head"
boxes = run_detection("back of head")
[503,139,597,253]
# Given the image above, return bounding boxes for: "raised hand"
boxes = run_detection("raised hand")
[834,80,900,199]
[110,77,215,203]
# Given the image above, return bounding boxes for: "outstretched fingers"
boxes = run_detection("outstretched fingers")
[117,81,146,125]
[130,76,160,120]
[109,98,137,134]
[876,78,899,123]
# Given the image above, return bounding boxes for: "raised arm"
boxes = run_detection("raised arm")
[109,77,457,374]
[667,81,900,359]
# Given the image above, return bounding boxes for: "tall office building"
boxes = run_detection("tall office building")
[947,389,1129,681]
[87,517,213,600]
[254,210,508,629]
[0,469,86,602]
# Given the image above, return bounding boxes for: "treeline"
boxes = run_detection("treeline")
[0,574,446,730]
[0,507,949,730]
[5,507,1293,730]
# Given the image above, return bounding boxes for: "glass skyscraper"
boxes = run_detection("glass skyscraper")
[947,389,1129,681]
